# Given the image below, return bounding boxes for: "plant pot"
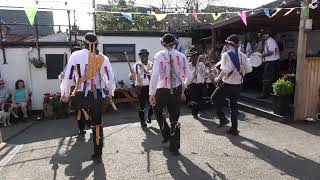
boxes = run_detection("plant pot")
[272,94,290,115]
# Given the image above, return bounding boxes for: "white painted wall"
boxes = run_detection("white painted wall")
[0,35,192,110]
[96,36,192,85]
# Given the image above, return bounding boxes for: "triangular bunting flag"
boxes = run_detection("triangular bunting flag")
[303,5,309,17]
[24,6,38,25]
[154,14,167,21]
[239,11,247,26]
[212,13,222,21]
[284,8,295,16]
[121,12,133,21]
[192,10,201,23]
[263,8,270,18]
[270,8,281,18]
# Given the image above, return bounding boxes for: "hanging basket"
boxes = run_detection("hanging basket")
[29,57,46,68]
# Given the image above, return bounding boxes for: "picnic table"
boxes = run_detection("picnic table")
[103,88,138,111]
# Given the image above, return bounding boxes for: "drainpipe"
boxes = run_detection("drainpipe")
[26,47,33,96]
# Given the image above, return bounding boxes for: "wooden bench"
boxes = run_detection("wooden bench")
[103,88,138,111]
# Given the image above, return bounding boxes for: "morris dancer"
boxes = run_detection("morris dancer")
[211,34,252,136]
[149,34,192,155]
[188,50,206,119]
[60,33,116,162]
[129,49,153,128]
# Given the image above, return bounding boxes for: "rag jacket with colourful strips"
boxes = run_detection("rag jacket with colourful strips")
[60,49,116,97]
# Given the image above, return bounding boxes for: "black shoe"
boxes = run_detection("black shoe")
[161,138,169,144]
[218,118,230,128]
[141,123,147,129]
[147,117,152,124]
[78,130,86,135]
[171,150,180,156]
[193,114,199,119]
[227,129,240,136]
[91,154,102,162]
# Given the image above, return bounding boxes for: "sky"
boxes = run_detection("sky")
[0,0,277,30]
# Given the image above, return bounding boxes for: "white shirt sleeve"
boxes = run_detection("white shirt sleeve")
[149,56,160,96]
[183,54,193,86]
[100,56,116,96]
[220,53,234,74]
[267,39,277,53]
[199,62,206,79]
[60,54,76,96]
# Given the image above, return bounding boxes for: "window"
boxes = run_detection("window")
[103,44,135,62]
[46,54,64,79]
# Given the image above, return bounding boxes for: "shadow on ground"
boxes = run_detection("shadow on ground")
[197,110,320,180]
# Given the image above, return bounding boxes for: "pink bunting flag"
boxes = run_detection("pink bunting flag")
[284,8,295,16]
[192,10,201,23]
[239,11,247,26]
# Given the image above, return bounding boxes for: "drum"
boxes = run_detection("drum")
[248,52,263,67]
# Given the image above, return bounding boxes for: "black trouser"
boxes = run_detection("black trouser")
[154,86,182,152]
[262,61,280,96]
[137,86,153,125]
[189,83,202,116]
[72,90,104,156]
[211,83,242,131]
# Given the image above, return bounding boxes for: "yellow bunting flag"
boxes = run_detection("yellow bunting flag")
[154,14,167,21]
[212,13,222,21]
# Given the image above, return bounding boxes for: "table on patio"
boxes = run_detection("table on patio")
[103,88,138,111]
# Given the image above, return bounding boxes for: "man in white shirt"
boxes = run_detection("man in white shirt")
[211,34,252,136]
[60,33,116,162]
[257,31,280,99]
[129,49,153,128]
[149,33,192,156]
[187,50,206,119]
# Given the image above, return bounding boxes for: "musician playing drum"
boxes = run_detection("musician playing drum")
[257,30,280,99]
[129,49,153,128]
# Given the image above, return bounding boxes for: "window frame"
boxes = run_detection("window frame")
[45,54,65,80]
[103,44,136,62]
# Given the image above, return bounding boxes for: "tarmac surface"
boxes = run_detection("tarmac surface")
[0,106,319,180]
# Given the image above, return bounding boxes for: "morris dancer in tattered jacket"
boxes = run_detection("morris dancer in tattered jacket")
[129,49,153,128]
[60,33,116,161]
[188,50,206,119]
[149,34,192,156]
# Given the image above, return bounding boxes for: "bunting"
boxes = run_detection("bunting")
[284,8,295,16]
[192,10,201,23]
[270,8,281,18]
[121,12,133,21]
[154,14,167,21]
[303,5,310,17]
[85,4,315,26]
[239,11,247,26]
[24,6,38,25]
[212,13,222,21]
[263,8,270,18]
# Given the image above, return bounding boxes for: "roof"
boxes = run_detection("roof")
[0,9,54,36]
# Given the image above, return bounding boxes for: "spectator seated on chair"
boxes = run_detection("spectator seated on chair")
[12,80,30,119]
[0,79,11,108]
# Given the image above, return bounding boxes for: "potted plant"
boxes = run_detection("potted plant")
[29,57,46,68]
[272,78,294,115]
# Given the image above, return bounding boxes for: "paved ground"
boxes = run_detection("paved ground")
[0,106,319,180]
